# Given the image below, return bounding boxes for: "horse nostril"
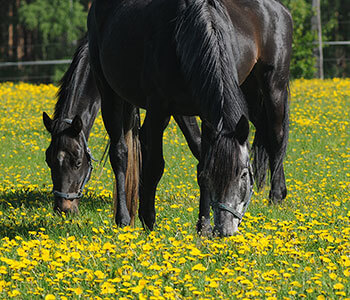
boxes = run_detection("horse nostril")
[54,198,79,214]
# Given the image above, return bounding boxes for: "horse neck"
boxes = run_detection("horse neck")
[55,47,101,140]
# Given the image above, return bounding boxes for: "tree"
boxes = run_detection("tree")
[281,0,317,79]
[19,0,87,81]
[320,0,350,77]
[19,0,86,52]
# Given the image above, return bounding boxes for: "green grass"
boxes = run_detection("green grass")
[0,80,349,299]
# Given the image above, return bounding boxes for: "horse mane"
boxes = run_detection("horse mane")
[175,0,247,130]
[54,34,89,121]
[176,0,248,195]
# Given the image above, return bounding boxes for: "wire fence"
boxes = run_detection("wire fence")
[0,60,72,82]
[0,42,349,82]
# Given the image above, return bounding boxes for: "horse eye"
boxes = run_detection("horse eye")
[240,169,248,180]
[75,159,83,169]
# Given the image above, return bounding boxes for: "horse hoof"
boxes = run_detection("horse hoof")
[268,193,285,205]
[269,187,287,205]
[139,214,155,231]
[269,198,282,205]
[115,215,131,227]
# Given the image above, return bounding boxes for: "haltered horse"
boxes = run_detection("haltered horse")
[43,36,201,225]
[88,0,292,236]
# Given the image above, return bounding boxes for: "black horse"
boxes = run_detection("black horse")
[43,36,201,224]
[88,0,292,236]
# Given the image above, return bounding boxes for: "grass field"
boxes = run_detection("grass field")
[0,79,349,299]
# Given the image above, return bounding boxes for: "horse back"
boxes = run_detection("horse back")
[88,0,292,111]
[223,0,292,83]
[88,0,191,111]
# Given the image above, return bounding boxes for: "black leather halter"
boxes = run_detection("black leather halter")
[52,119,97,200]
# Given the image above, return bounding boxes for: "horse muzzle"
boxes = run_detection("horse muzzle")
[54,195,80,214]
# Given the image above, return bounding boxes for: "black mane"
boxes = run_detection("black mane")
[54,34,89,121]
[176,0,248,131]
[176,0,248,194]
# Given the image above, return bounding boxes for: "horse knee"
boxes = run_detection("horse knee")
[109,140,128,169]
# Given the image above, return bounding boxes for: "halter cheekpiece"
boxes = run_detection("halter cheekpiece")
[211,164,254,221]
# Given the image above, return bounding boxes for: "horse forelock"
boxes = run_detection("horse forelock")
[202,132,243,197]
[50,121,76,151]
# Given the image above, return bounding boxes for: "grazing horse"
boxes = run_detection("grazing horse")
[88,0,292,236]
[43,35,141,219]
[43,36,201,223]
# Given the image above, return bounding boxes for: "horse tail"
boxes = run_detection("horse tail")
[175,0,248,194]
[175,0,247,128]
[113,111,141,227]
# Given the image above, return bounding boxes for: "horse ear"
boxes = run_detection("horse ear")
[235,115,249,145]
[43,112,53,133]
[70,115,83,136]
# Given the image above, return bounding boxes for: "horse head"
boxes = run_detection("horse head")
[43,112,95,214]
[200,115,253,236]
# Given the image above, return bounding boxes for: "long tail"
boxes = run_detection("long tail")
[113,113,141,227]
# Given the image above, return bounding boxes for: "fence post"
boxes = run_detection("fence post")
[312,0,324,79]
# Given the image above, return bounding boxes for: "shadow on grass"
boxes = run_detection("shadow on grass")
[0,189,112,210]
[0,189,113,239]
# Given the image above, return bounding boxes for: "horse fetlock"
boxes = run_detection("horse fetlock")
[115,212,131,227]
[196,217,212,237]
[139,211,155,231]
[268,187,287,205]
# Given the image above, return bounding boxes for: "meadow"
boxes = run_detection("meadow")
[0,79,349,299]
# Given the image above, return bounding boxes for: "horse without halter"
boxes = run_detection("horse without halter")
[88,0,292,236]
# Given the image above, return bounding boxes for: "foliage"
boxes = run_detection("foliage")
[321,0,350,77]
[281,0,317,79]
[18,0,87,80]
[0,80,349,298]
[19,0,86,46]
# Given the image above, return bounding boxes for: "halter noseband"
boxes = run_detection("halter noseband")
[211,165,254,221]
[52,118,97,200]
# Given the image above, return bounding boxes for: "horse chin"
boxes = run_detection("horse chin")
[54,198,80,214]
[214,218,240,237]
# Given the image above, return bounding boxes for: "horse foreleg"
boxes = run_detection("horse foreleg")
[173,115,201,160]
[139,110,169,231]
[196,122,212,236]
[99,91,131,226]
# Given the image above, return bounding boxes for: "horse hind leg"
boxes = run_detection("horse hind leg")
[113,127,140,227]
[138,108,170,231]
[259,70,289,204]
[96,81,131,226]
[252,109,270,191]
[242,72,270,191]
